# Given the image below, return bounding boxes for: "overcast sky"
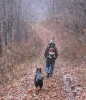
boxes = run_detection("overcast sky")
[22,0,48,21]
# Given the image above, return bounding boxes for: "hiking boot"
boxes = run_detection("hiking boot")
[46,73,49,78]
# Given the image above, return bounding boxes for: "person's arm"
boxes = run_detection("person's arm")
[44,45,49,58]
[55,47,58,59]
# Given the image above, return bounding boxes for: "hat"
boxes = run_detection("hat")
[50,37,55,43]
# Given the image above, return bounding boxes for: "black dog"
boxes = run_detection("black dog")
[34,68,44,91]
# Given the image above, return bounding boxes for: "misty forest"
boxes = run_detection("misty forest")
[0,0,86,100]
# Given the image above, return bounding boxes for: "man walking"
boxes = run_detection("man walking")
[44,37,58,78]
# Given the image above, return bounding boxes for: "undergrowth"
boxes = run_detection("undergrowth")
[0,34,43,85]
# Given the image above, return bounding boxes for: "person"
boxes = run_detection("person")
[44,37,58,78]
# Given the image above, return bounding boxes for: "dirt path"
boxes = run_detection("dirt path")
[0,25,86,100]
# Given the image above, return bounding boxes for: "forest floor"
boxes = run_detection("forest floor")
[0,25,86,100]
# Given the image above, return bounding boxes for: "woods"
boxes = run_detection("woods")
[0,0,86,85]
[0,0,86,99]
[0,0,33,47]
[0,0,40,85]
[42,0,86,62]
[0,0,86,53]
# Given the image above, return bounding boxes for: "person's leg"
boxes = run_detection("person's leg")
[46,62,50,73]
[49,63,54,77]
[46,62,50,78]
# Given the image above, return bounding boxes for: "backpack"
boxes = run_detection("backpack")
[48,43,56,58]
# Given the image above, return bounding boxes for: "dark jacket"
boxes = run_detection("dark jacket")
[44,43,58,63]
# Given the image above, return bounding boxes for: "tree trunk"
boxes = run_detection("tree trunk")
[2,0,8,45]
[0,32,2,56]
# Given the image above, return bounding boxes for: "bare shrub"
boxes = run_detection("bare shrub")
[62,31,86,64]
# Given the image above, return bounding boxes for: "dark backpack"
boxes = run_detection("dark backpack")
[48,43,56,58]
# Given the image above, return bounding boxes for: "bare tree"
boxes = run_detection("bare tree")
[0,31,2,56]
[7,0,14,43]
[2,0,8,45]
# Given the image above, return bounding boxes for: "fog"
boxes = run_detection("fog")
[21,0,79,22]
[21,0,48,22]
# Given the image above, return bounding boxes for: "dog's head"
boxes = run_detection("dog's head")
[36,68,42,73]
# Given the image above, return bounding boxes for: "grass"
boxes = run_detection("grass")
[69,65,74,70]
[61,58,68,62]
[41,57,46,65]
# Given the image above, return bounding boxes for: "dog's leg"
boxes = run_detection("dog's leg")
[36,86,40,94]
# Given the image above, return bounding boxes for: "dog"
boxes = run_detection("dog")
[34,68,44,92]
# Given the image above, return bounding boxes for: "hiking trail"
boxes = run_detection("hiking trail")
[0,25,85,100]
